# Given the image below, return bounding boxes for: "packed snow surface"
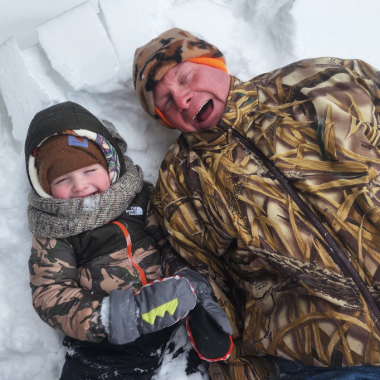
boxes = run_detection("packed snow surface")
[0,0,380,379]
[36,2,120,93]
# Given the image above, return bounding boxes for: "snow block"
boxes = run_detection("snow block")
[0,38,58,142]
[36,1,120,93]
[164,0,235,55]
[99,0,156,66]
[23,44,67,103]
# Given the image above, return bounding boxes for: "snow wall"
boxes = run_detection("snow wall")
[0,0,380,378]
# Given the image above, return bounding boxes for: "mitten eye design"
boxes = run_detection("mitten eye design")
[141,298,179,325]
[108,276,197,345]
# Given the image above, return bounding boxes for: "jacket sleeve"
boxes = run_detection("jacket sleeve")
[144,182,188,276]
[29,236,107,342]
[150,155,235,278]
[150,147,272,377]
[150,161,244,337]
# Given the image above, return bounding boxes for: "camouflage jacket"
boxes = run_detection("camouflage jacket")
[152,57,380,378]
[29,182,184,343]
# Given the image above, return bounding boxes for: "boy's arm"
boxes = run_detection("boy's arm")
[29,236,107,343]
[30,234,198,346]
[145,182,189,276]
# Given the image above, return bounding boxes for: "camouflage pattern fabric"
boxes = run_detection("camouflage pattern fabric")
[152,57,380,378]
[29,183,186,343]
[133,28,225,129]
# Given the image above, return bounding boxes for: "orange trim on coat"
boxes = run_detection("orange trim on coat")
[112,221,147,286]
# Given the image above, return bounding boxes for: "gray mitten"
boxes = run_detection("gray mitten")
[108,276,197,345]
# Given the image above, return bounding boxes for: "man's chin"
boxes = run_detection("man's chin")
[187,121,213,133]
[198,122,217,131]
[199,113,223,131]
[189,113,222,132]
[175,112,223,133]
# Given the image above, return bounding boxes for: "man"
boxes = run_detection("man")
[133,28,380,380]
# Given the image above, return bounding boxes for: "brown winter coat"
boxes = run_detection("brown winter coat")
[29,182,183,343]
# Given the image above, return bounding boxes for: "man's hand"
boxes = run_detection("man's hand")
[178,269,233,361]
[108,276,197,345]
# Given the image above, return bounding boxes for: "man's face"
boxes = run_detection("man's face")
[154,61,230,133]
[50,163,110,199]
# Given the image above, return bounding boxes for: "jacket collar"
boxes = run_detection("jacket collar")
[221,76,259,132]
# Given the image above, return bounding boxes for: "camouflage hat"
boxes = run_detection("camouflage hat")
[133,28,226,129]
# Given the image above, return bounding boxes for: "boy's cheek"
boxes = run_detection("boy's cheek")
[98,176,111,193]
[51,186,70,199]
[102,180,111,192]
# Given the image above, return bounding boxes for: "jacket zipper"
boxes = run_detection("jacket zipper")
[218,121,380,328]
[112,221,147,286]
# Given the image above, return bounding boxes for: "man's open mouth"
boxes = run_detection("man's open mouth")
[193,99,213,123]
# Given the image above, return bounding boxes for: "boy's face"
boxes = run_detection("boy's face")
[50,164,110,199]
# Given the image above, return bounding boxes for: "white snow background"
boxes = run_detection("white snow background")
[0,0,379,379]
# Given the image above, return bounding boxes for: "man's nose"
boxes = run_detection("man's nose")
[173,87,194,110]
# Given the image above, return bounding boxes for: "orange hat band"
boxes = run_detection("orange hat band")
[187,57,228,74]
[155,107,175,129]
[155,57,229,128]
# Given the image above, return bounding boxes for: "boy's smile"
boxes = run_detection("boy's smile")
[50,163,110,199]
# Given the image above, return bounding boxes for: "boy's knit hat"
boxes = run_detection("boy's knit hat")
[133,28,227,129]
[25,102,128,198]
[35,134,108,195]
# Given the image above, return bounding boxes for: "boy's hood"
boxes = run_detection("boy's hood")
[25,101,127,197]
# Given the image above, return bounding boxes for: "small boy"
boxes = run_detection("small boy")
[25,102,232,380]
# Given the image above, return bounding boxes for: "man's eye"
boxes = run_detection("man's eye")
[163,97,171,111]
[85,169,96,174]
[180,73,189,85]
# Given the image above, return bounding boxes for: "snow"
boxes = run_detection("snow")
[0,0,379,379]
[153,323,208,380]
[0,38,59,142]
[291,0,380,68]
[36,2,120,93]
[23,45,67,104]
[0,0,99,50]
[99,0,157,66]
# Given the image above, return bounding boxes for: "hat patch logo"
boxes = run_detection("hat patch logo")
[126,206,143,216]
[68,135,88,148]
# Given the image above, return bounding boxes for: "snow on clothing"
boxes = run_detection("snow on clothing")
[152,57,380,379]
[25,102,190,378]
